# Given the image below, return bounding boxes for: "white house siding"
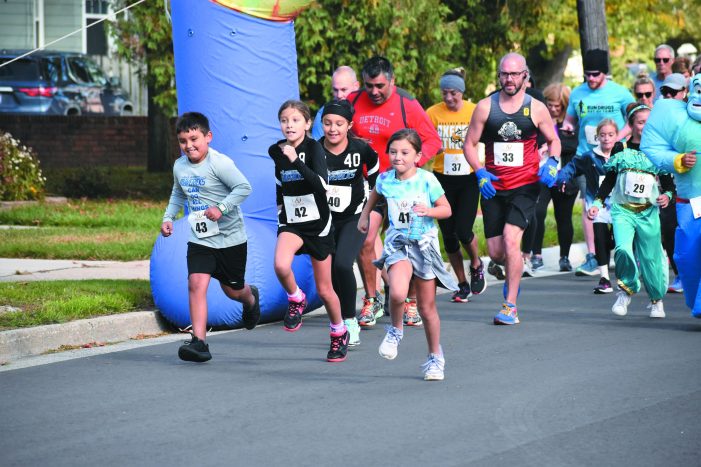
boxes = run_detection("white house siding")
[0,0,34,49]
[44,0,82,52]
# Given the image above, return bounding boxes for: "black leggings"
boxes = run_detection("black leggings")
[594,222,614,267]
[523,185,578,257]
[437,175,479,253]
[659,201,678,275]
[332,214,366,320]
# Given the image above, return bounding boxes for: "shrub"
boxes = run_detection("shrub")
[0,132,46,201]
[60,167,113,199]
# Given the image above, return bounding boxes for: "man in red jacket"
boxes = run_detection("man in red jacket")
[350,56,441,328]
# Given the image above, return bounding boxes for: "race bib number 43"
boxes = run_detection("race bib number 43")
[493,142,524,167]
[188,211,220,239]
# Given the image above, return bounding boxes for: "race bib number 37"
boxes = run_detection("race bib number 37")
[188,211,220,239]
[493,142,524,167]
[443,153,471,175]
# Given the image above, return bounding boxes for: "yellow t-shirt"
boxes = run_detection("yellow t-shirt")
[426,100,484,175]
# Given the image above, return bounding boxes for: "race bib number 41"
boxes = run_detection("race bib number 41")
[493,142,524,167]
[188,211,220,239]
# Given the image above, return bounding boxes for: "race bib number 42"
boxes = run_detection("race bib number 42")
[283,194,321,223]
[188,211,220,239]
[493,142,524,167]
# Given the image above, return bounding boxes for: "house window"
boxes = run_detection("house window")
[85,1,109,55]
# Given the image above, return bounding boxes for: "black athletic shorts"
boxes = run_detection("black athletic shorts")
[481,182,540,239]
[372,197,387,216]
[187,241,247,290]
[278,226,335,261]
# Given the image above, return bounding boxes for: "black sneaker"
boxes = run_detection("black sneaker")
[383,286,390,316]
[283,294,307,332]
[242,285,261,330]
[470,260,487,294]
[559,256,572,272]
[594,277,613,294]
[487,261,505,280]
[178,335,212,362]
[451,281,471,302]
[327,330,350,362]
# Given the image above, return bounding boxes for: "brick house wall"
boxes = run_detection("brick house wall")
[0,115,156,168]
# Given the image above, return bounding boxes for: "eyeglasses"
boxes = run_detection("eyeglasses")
[654,57,671,64]
[661,87,681,97]
[498,70,526,79]
[635,92,653,98]
[584,71,602,78]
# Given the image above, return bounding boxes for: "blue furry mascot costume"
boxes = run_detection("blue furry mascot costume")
[642,73,701,318]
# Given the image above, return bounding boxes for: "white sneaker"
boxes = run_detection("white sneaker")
[612,291,631,316]
[422,352,445,381]
[343,318,361,347]
[378,326,402,360]
[649,300,665,319]
[522,258,534,277]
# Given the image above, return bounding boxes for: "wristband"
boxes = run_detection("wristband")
[217,203,228,214]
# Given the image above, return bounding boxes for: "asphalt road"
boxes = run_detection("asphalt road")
[2,272,700,467]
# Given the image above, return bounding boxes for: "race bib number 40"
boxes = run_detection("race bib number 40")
[326,185,352,212]
[443,153,471,175]
[493,142,524,167]
[188,211,220,239]
[283,194,321,223]
[624,172,654,199]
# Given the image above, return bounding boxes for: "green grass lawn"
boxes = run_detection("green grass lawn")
[0,199,166,260]
[0,280,153,330]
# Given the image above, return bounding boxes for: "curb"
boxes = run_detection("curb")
[0,311,172,362]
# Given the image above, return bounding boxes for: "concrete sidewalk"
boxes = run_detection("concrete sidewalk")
[0,243,593,365]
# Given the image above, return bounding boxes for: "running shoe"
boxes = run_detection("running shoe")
[378,325,403,360]
[373,290,385,320]
[531,255,544,271]
[422,352,445,381]
[559,256,573,272]
[178,335,212,362]
[242,285,261,330]
[358,296,377,327]
[494,302,519,325]
[487,260,506,280]
[343,317,361,347]
[522,258,534,277]
[327,330,350,362]
[668,276,683,293]
[470,260,487,294]
[403,298,422,326]
[593,277,613,294]
[611,290,631,316]
[451,281,471,303]
[283,293,307,332]
[649,300,665,319]
[575,253,599,276]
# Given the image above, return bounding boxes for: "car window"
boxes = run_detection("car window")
[67,57,92,84]
[83,58,108,86]
[39,58,60,83]
[0,59,41,81]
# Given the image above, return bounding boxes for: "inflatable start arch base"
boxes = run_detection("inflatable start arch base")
[150,0,320,329]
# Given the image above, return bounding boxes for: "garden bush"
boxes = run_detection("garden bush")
[0,131,45,201]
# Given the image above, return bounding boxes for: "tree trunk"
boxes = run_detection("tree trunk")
[527,43,573,88]
[577,0,610,60]
[146,81,174,172]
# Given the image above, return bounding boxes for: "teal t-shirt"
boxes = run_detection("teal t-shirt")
[567,80,634,155]
[375,168,444,238]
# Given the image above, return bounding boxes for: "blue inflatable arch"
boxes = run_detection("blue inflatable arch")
[150,1,321,328]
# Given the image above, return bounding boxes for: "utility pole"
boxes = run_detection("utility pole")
[577,0,610,64]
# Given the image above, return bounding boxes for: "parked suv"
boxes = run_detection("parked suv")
[0,50,133,116]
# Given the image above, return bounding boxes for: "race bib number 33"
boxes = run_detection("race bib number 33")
[493,142,524,167]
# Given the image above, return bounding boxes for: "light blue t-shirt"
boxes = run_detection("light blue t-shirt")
[376,168,445,238]
[651,74,664,102]
[566,80,634,155]
[311,104,325,140]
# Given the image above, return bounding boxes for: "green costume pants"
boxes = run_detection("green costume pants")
[611,203,668,301]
